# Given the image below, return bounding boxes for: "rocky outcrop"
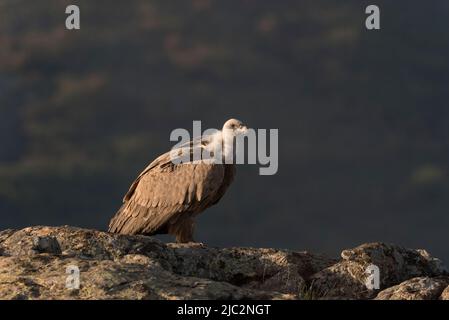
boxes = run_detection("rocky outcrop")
[375,277,449,300]
[310,242,448,299]
[0,226,447,300]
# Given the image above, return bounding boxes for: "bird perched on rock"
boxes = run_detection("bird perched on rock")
[108,119,248,243]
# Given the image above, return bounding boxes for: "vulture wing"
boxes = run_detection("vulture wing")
[108,146,226,236]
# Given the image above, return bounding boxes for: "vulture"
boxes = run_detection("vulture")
[108,119,248,243]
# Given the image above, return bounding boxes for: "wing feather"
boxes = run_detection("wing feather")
[109,149,225,235]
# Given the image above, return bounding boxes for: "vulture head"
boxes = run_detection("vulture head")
[222,118,248,137]
[219,119,248,161]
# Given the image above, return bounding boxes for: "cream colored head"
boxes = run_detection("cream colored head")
[222,118,248,136]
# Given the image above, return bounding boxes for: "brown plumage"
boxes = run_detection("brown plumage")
[108,119,247,243]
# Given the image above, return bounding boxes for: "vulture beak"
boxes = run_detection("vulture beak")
[239,125,248,135]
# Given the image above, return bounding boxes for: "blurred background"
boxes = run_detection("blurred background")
[1,0,448,261]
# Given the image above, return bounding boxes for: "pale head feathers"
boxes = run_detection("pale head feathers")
[205,119,248,161]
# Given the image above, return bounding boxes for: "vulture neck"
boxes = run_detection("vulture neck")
[220,129,235,163]
[204,130,235,163]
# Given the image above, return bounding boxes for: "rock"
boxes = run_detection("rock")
[167,243,336,296]
[0,226,334,300]
[309,242,447,299]
[440,285,449,300]
[32,236,62,254]
[375,277,449,300]
[0,226,446,300]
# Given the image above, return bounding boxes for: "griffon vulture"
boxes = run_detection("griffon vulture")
[108,119,248,242]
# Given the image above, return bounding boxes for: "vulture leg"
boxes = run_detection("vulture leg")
[168,215,195,243]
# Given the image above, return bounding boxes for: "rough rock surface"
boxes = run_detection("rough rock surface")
[440,285,449,300]
[0,226,447,300]
[310,242,448,299]
[375,277,449,300]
